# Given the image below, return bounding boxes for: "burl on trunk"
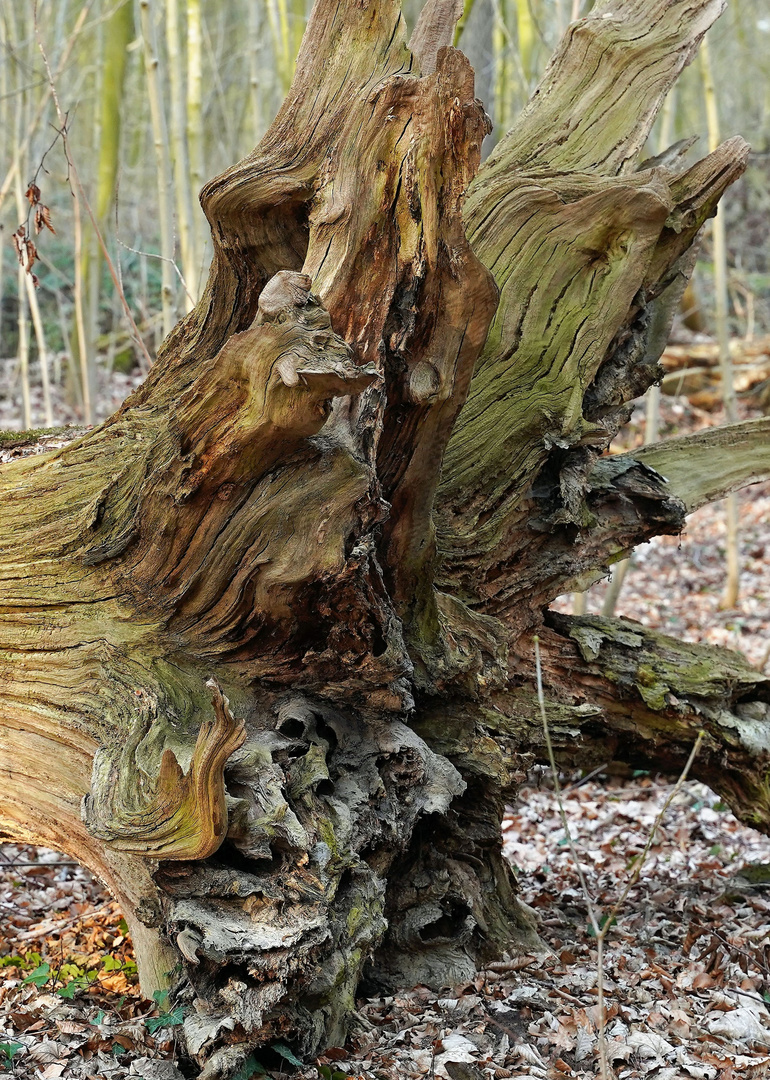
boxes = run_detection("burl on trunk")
[1,0,769,1075]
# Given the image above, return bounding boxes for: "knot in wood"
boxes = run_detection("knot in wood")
[257,270,313,323]
[408,361,441,403]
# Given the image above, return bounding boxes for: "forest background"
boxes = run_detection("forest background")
[1,0,769,436]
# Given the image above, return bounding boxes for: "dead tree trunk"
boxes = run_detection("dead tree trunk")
[2,0,769,1074]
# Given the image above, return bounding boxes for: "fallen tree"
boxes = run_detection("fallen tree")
[1,0,769,1075]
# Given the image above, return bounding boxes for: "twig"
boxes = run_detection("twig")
[14,902,114,942]
[483,1011,529,1042]
[563,762,610,793]
[534,634,608,1080]
[701,926,770,978]
[533,635,705,1080]
[550,986,587,1007]
[0,860,78,867]
[602,730,705,932]
[116,237,194,308]
[533,638,602,939]
[721,985,770,1007]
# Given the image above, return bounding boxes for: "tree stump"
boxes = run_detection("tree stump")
[1,0,768,1074]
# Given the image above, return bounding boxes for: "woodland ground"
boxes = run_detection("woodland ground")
[0,372,769,1079]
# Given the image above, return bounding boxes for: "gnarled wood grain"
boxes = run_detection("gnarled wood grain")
[0,0,763,1070]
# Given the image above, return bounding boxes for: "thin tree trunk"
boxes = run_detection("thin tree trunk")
[515,0,535,86]
[701,36,740,609]
[166,0,196,309]
[15,263,31,430]
[492,0,515,134]
[86,0,134,389]
[72,187,92,424]
[268,0,293,96]
[94,0,134,221]
[0,3,90,218]
[23,275,53,428]
[187,0,206,293]
[83,54,102,419]
[246,0,263,142]
[11,25,32,431]
[0,11,7,353]
[139,0,176,337]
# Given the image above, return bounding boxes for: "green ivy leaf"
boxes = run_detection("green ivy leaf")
[587,913,617,938]
[0,955,25,969]
[0,1042,24,1061]
[146,1006,185,1033]
[23,962,50,986]
[57,981,79,999]
[230,1054,266,1079]
[273,1042,304,1067]
[59,963,84,980]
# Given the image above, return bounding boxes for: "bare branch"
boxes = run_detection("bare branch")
[632,416,770,512]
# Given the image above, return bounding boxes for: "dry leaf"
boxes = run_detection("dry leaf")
[41,1066,66,1080]
[28,1040,66,1066]
[34,204,56,235]
[511,1043,547,1067]
[56,1019,88,1034]
[574,1026,595,1062]
[626,1031,676,1060]
[705,1007,770,1046]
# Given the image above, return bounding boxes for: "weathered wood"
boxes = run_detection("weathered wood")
[454,417,770,613]
[0,0,764,1073]
[415,613,770,827]
[633,416,770,510]
[436,0,748,613]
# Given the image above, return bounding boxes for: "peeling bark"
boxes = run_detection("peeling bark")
[0,0,765,1071]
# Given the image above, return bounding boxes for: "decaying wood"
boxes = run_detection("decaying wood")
[664,335,770,369]
[0,0,766,1071]
[83,679,246,859]
[659,337,770,406]
[535,614,770,832]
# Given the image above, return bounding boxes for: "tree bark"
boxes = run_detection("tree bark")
[0,0,766,1074]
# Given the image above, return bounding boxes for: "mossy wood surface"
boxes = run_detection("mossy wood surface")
[1,0,768,1073]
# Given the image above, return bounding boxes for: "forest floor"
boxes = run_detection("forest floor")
[3,776,770,1080]
[0,370,769,1079]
